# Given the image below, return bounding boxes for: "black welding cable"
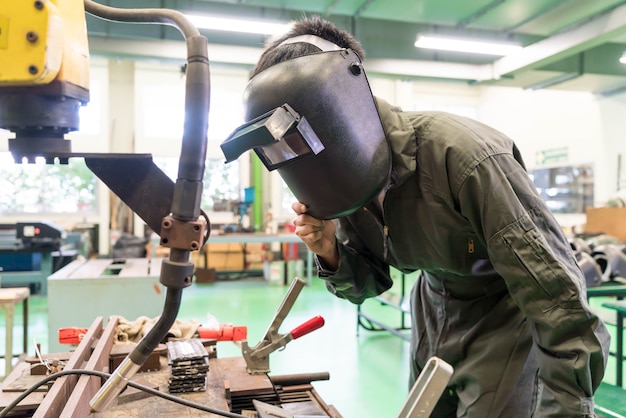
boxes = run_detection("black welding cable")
[79,1,209,412]
[83,0,199,38]
[0,369,246,418]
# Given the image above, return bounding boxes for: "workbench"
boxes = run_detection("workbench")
[47,258,164,353]
[0,317,342,417]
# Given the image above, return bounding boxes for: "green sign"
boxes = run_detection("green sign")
[535,147,568,166]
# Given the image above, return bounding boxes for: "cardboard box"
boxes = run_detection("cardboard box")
[207,252,244,271]
[585,206,626,243]
[193,243,245,271]
[207,243,244,253]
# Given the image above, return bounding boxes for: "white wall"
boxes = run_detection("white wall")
[370,78,621,205]
[597,93,626,193]
[478,87,608,198]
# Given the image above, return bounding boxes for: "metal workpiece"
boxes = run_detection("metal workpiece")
[242,277,325,374]
[253,399,330,418]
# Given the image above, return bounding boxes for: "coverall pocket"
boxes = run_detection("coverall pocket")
[500,212,578,303]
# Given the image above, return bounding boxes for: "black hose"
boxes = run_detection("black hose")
[83,0,199,39]
[81,3,210,409]
[0,369,246,418]
[130,287,182,364]
[83,1,211,220]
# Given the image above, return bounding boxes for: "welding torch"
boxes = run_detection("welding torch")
[84,1,211,412]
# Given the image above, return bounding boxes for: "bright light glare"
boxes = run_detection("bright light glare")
[186,15,292,35]
[415,35,522,56]
[620,53,626,64]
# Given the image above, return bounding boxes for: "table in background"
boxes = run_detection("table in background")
[47,258,164,353]
[204,233,314,283]
[0,287,30,376]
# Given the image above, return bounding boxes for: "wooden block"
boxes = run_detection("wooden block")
[2,373,51,393]
[110,343,166,372]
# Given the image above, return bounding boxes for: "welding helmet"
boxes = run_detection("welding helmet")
[220,35,391,220]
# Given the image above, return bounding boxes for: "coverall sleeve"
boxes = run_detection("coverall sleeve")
[456,152,610,417]
[315,219,393,305]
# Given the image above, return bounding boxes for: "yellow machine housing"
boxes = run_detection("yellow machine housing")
[0,0,90,87]
[0,0,91,162]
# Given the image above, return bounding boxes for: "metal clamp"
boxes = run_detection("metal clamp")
[241,277,325,374]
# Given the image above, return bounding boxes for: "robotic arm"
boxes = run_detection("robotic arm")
[0,0,90,163]
[1,0,210,411]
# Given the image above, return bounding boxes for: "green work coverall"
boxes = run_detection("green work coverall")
[316,98,610,417]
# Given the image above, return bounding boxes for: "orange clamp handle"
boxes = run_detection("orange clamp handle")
[290,315,325,339]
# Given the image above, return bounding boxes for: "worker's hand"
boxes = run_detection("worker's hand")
[292,202,339,270]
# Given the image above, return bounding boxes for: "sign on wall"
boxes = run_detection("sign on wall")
[535,146,569,166]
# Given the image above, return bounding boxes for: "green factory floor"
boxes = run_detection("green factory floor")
[1,276,626,417]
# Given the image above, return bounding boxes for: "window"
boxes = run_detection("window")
[153,156,240,212]
[529,165,594,214]
[0,153,98,213]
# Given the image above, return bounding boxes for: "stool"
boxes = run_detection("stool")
[0,287,30,376]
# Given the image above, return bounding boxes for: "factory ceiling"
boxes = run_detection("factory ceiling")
[87,0,626,95]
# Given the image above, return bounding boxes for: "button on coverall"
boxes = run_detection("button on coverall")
[317,98,611,417]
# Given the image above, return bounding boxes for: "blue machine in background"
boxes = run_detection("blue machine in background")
[0,222,84,295]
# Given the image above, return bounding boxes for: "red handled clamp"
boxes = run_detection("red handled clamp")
[241,277,325,374]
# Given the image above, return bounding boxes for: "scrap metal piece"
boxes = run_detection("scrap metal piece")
[253,399,329,418]
[253,399,292,418]
[396,357,453,418]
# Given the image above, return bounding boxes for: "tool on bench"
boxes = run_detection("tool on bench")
[252,357,452,417]
[253,399,329,418]
[241,277,325,374]
[197,324,247,341]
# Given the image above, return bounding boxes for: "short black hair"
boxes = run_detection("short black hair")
[250,16,365,79]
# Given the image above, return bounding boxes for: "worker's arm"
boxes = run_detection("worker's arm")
[291,202,393,304]
[457,151,610,417]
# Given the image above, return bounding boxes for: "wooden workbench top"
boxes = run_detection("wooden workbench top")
[0,287,30,304]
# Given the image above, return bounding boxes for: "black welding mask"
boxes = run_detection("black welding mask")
[220,36,391,220]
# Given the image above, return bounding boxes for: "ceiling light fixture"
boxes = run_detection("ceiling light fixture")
[186,14,292,35]
[415,35,523,56]
[619,52,626,64]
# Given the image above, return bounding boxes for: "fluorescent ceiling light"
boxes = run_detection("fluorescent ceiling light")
[186,14,292,35]
[415,35,522,56]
